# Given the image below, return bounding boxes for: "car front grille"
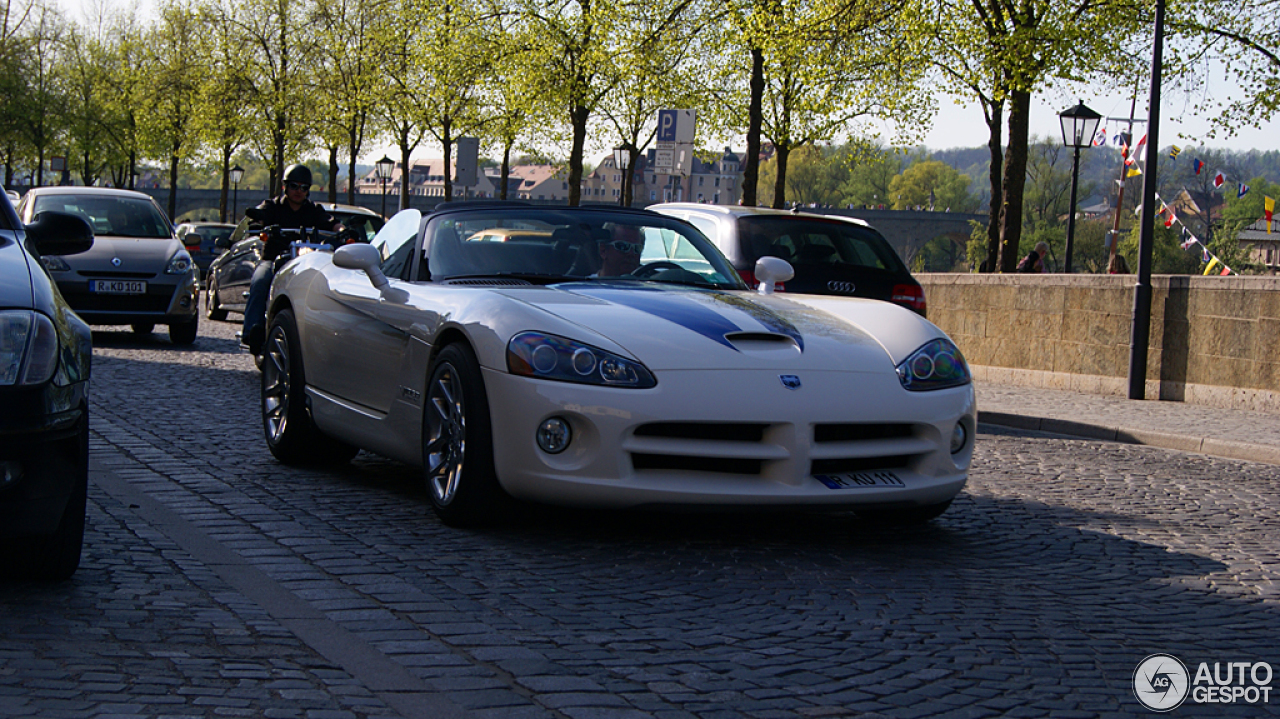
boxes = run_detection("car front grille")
[626,421,930,477]
[59,288,176,314]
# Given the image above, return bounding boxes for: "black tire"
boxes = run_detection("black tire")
[31,412,88,581]
[169,318,198,345]
[205,278,227,321]
[423,343,508,527]
[131,322,154,335]
[856,499,952,525]
[261,309,358,465]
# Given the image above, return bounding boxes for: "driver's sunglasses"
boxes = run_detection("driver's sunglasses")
[285,182,309,192]
[607,239,643,255]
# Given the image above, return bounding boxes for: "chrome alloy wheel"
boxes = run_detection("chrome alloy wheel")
[424,362,466,505]
[261,324,292,445]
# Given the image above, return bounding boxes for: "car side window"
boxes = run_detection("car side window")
[370,209,422,281]
[684,214,720,247]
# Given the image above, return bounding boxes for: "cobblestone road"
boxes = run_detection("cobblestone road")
[2,319,1278,718]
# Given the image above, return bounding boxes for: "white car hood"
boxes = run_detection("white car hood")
[498,282,944,373]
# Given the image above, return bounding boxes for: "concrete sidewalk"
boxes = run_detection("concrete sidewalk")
[975,381,1280,466]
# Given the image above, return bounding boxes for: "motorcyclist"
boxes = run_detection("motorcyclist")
[241,164,346,355]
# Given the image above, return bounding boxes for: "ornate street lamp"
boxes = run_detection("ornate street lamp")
[229,165,245,222]
[612,146,631,207]
[1058,100,1102,274]
[376,156,395,217]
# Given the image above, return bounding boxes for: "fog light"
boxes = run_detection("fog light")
[950,422,967,454]
[0,460,23,487]
[179,294,193,308]
[536,417,571,454]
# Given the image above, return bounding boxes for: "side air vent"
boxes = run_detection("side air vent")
[814,423,915,443]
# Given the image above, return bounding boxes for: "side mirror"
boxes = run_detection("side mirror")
[213,237,233,250]
[333,243,391,294]
[754,256,794,295]
[26,211,94,256]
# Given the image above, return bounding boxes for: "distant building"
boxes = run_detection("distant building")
[356,159,499,199]
[1238,218,1280,274]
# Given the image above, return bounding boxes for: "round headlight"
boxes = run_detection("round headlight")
[536,417,572,454]
[950,422,967,454]
[530,344,558,374]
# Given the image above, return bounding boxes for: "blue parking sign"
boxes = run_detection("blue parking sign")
[657,110,679,143]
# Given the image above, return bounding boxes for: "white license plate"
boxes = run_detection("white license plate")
[815,471,905,490]
[90,280,147,294]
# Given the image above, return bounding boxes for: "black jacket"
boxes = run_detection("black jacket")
[249,196,339,261]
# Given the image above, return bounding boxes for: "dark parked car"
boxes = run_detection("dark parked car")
[0,193,94,580]
[175,221,236,281]
[649,204,926,316]
[204,203,383,321]
[16,187,200,344]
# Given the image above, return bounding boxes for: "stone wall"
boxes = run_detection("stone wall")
[916,273,1280,413]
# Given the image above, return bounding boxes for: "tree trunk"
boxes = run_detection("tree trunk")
[742,47,764,207]
[500,142,511,200]
[442,118,453,201]
[772,143,789,209]
[984,98,1004,272]
[347,124,360,205]
[168,150,179,221]
[568,104,589,206]
[327,145,338,203]
[998,89,1031,273]
[219,146,231,222]
[399,145,411,212]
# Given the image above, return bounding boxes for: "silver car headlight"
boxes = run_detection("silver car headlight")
[896,338,970,391]
[165,250,194,275]
[507,331,656,388]
[0,310,59,386]
[40,256,71,272]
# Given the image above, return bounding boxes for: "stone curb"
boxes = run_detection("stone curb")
[977,411,1280,467]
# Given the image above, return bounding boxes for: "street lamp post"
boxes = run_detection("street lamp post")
[229,165,244,222]
[612,146,631,207]
[1058,100,1102,274]
[376,156,394,217]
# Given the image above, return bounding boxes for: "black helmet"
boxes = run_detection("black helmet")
[283,164,312,188]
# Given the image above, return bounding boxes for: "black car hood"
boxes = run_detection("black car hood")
[0,234,35,310]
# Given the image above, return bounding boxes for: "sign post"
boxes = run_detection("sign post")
[655,110,696,177]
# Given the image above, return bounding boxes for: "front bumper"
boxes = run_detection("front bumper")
[54,273,199,325]
[0,383,89,536]
[484,367,975,510]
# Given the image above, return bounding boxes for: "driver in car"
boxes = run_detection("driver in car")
[596,224,644,277]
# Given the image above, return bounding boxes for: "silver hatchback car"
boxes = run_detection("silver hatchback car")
[17,187,200,344]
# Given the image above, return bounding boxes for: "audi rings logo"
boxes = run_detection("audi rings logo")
[827,280,856,293]
[1134,654,1190,712]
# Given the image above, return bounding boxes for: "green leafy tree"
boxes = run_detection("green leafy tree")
[888,159,976,212]
[141,0,205,219]
[836,147,903,208]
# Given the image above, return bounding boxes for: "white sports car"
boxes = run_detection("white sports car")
[261,203,976,526]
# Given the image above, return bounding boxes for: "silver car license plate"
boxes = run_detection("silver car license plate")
[815,471,905,489]
[91,280,147,294]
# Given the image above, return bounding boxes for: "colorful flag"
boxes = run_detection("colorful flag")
[1127,166,1142,178]
[1193,158,1204,175]
[1169,145,1181,159]
[1093,128,1107,147]
[1238,183,1249,198]
[1204,257,1220,275]
[1214,171,1225,188]
[1220,265,1231,276]
[1266,196,1274,233]
[1164,211,1176,228]
[1132,134,1148,159]
[1202,247,1212,263]
[1180,230,1197,250]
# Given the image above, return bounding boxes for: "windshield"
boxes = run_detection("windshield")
[32,195,172,239]
[332,210,385,243]
[738,216,907,273]
[426,208,744,289]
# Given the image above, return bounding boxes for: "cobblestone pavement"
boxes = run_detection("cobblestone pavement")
[2,319,1278,718]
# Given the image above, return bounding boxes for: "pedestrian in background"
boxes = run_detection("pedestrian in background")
[1017,242,1050,273]
[1108,254,1131,274]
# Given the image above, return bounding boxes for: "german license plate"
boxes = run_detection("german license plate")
[815,471,905,489]
[91,280,146,294]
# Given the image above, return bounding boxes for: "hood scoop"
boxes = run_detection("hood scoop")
[444,277,532,287]
[724,331,802,357]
